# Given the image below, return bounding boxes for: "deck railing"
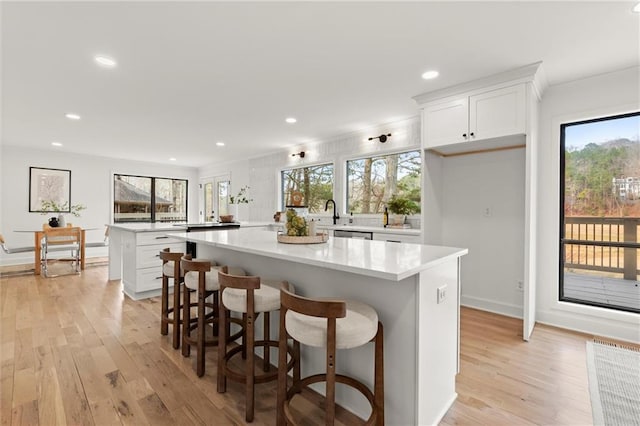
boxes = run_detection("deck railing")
[563,217,640,280]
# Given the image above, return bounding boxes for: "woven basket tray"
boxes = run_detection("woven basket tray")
[277,233,329,244]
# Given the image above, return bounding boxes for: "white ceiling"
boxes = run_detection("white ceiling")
[2,1,638,168]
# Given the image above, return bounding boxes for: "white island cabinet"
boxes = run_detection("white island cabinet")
[172,229,467,425]
[107,223,185,300]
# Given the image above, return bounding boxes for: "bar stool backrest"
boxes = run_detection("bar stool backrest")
[218,265,261,290]
[279,283,346,320]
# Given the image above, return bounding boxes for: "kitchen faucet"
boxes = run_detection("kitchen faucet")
[325,199,340,225]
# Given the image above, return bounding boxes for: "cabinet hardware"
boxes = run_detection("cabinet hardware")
[462,133,467,138]
[470,132,475,137]
[155,236,169,239]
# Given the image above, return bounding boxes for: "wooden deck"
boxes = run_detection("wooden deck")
[564,272,640,311]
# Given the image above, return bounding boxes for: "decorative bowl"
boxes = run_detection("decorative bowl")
[219,215,234,223]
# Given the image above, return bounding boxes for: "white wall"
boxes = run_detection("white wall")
[198,117,422,223]
[441,144,526,317]
[537,67,640,342]
[1,146,199,266]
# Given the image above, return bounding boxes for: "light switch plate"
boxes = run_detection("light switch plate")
[437,285,447,304]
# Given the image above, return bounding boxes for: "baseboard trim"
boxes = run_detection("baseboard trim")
[461,295,523,319]
[536,309,640,344]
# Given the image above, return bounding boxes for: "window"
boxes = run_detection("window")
[347,150,421,214]
[281,163,333,213]
[560,111,639,313]
[114,174,188,223]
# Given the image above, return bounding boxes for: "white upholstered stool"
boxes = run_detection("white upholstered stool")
[277,282,384,426]
[180,256,245,377]
[159,248,184,349]
[217,266,296,423]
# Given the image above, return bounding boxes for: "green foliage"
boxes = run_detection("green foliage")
[387,195,419,215]
[285,208,308,236]
[229,186,252,204]
[565,138,639,216]
[40,200,86,217]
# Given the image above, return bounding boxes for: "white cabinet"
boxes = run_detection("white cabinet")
[373,233,421,244]
[121,231,185,300]
[423,84,526,150]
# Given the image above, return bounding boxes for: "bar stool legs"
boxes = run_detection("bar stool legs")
[217,266,296,423]
[159,248,183,350]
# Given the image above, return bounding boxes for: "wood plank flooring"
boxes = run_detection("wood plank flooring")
[0,264,629,425]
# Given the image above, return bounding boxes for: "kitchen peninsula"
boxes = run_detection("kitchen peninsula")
[171,228,467,425]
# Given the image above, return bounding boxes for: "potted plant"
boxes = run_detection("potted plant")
[386,195,419,226]
[40,200,86,227]
[228,186,252,221]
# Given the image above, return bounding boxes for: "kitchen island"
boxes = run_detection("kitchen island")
[171,228,467,425]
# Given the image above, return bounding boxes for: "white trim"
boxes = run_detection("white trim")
[461,295,523,319]
[540,102,640,342]
[413,62,543,105]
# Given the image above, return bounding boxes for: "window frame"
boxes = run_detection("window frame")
[344,147,423,216]
[113,173,189,223]
[279,161,336,213]
[558,110,640,314]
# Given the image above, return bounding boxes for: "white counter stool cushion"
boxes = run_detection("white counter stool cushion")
[221,279,281,313]
[163,257,209,277]
[285,300,378,350]
[159,248,185,350]
[184,264,246,292]
[277,283,384,426]
[217,267,296,423]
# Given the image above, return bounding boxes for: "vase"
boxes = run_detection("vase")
[57,214,66,227]
[229,204,238,222]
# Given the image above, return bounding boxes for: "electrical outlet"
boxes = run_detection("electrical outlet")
[437,285,447,304]
[517,280,524,291]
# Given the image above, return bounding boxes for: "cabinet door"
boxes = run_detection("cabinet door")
[469,84,525,141]
[423,97,468,149]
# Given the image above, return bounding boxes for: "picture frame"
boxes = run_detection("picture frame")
[29,167,71,212]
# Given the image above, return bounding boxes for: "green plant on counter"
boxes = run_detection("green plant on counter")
[285,208,308,236]
[40,200,86,217]
[386,195,419,216]
[229,186,253,204]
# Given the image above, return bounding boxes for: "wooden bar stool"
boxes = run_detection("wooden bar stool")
[217,266,296,422]
[277,282,384,426]
[180,256,245,377]
[159,248,184,349]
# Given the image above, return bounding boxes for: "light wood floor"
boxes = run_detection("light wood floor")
[0,264,624,425]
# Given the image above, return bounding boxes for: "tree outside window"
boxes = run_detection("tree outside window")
[347,150,421,214]
[281,164,334,213]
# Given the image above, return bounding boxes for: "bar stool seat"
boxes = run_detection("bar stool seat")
[222,279,281,313]
[285,300,378,349]
[277,283,384,426]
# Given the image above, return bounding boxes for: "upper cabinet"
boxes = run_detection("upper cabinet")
[414,63,544,154]
[423,84,526,150]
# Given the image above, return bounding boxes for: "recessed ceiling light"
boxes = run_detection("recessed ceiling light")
[65,113,81,120]
[285,117,297,124]
[51,142,63,147]
[634,2,640,12]
[216,142,225,147]
[94,55,117,68]
[421,70,439,80]
[169,158,177,161]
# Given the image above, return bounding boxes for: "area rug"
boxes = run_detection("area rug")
[586,340,640,425]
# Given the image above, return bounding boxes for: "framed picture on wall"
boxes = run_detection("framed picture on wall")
[29,167,71,212]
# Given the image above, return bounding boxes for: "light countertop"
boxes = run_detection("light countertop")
[170,229,466,281]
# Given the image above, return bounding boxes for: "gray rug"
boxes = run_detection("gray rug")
[586,340,640,426]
